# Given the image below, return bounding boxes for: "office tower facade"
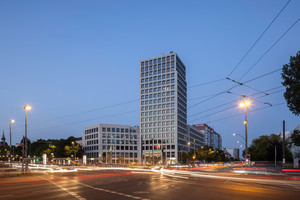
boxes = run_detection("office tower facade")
[139,52,187,164]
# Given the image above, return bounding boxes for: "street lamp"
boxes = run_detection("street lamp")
[193,139,196,158]
[239,100,250,156]
[187,141,191,151]
[233,133,246,143]
[9,119,15,167]
[24,105,31,172]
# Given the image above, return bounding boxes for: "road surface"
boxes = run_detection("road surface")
[0,169,299,200]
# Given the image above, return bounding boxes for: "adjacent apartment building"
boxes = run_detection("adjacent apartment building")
[186,125,205,152]
[193,124,222,150]
[223,148,240,160]
[82,124,140,164]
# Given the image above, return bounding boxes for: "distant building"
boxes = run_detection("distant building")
[224,148,239,160]
[192,124,222,150]
[82,124,140,164]
[75,137,83,146]
[282,122,300,159]
[0,131,8,147]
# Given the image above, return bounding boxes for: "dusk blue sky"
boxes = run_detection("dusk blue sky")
[1,0,299,151]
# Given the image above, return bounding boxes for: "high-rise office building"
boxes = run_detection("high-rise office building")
[139,52,187,164]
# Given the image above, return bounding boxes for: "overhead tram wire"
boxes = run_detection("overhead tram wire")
[188,1,292,109]
[188,93,222,101]
[29,109,140,133]
[243,68,281,84]
[227,0,291,78]
[226,16,299,92]
[29,99,139,125]
[188,78,226,89]
[188,67,283,109]
[188,87,285,122]
[236,17,300,82]
[209,102,285,123]
[187,89,230,109]
[249,86,284,97]
[188,99,237,118]
[189,105,238,123]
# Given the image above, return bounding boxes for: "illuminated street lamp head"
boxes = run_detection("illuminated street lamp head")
[187,142,191,146]
[239,101,251,107]
[237,141,240,143]
[10,119,15,123]
[233,133,236,136]
[24,105,32,110]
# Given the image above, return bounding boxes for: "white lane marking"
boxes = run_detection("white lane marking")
[32,189,62,193]
[224,178,230,183]
[76,182,148,200]
[283,182,300,190]
[39,176,86,200]
[133,191,150,194]
[0,195,13,198]
[161,169,299,186]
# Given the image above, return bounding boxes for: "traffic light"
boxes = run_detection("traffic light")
[162,145,166,153]
[245,154,250,165]
[245,158,249,165]
[154,145,158,150]
[36,158,39,162]
[192,155,196,160]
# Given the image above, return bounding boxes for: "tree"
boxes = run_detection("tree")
[43,144,56,158]
[248,134,292,161]
[64,143,83,158]
[290,130,300,146]
[281,51,300,116]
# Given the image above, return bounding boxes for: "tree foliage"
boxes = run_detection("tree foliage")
[248,134,292,161]
[64,143,83,157]
[290,130,300,146]
[281,51,300,116]
[26,136,83,158]
[183,145,229,163]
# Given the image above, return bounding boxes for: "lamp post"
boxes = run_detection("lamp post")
[233,133,246,143]
[193,139,196,156]
[239,100,250,156]
[9,119,15,167]
[24,105,31,172]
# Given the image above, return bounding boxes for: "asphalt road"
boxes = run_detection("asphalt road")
[0,170,300,200]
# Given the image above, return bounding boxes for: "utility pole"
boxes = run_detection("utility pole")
[152,138,154,164]
[275,145,277,167]
[25,108,28,172]
[244,102,248,156]
[21,136,25,172]
[283,120,286,165]
[9,119,15,167]
[24,105,31,172]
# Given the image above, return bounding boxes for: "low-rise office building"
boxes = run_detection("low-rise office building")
[82,124,140,164]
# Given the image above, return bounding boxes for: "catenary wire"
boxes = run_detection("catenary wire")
[237,17,300,82]
[227,0,291,78]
